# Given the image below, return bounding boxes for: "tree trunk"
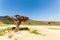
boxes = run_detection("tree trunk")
[15,21,21,32]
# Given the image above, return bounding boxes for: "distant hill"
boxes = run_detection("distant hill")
[0,16,12,24]
[0,20,5,25]
[0,16,60,25]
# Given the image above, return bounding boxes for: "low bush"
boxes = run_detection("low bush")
[0,27,12,36]
[0,32,4,36]
[30,30,40,34]
[9,35,13,38]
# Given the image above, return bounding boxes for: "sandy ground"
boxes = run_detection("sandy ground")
[0,25,60,40]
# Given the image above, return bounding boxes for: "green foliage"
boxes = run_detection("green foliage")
[9,35,13,38]
[0,32,4,36]
[5,27,12,30]
[0,29,4,36]
[0,27,12,36]
[30,30,40,34]
[1,27,12,32]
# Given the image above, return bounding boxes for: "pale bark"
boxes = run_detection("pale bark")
[15,21,21,32]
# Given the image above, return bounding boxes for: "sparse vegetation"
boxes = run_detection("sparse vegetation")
[48,28,60,30]
[30,30,40,34]
[5,27,12,31]
[0,27,12,36]
[9,35,13,38]
[0,32,4,36]
[1,16,60,26]
[4,15,29,32]
[48,22,51,25]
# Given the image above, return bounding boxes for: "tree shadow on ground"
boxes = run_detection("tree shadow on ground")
[12,27,30,31]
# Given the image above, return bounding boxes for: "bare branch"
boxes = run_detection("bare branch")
[4,16,17,24]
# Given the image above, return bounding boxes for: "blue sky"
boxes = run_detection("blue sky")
[0,0,60,21]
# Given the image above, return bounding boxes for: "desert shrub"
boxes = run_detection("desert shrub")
[0,32,4,36]
[0,29,5,36]
[30,30,40,34]
[9,35,13,38]
[0,27,12,36]
[5,27,12,31]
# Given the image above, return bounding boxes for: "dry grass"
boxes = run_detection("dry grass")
[48,28,60,30]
